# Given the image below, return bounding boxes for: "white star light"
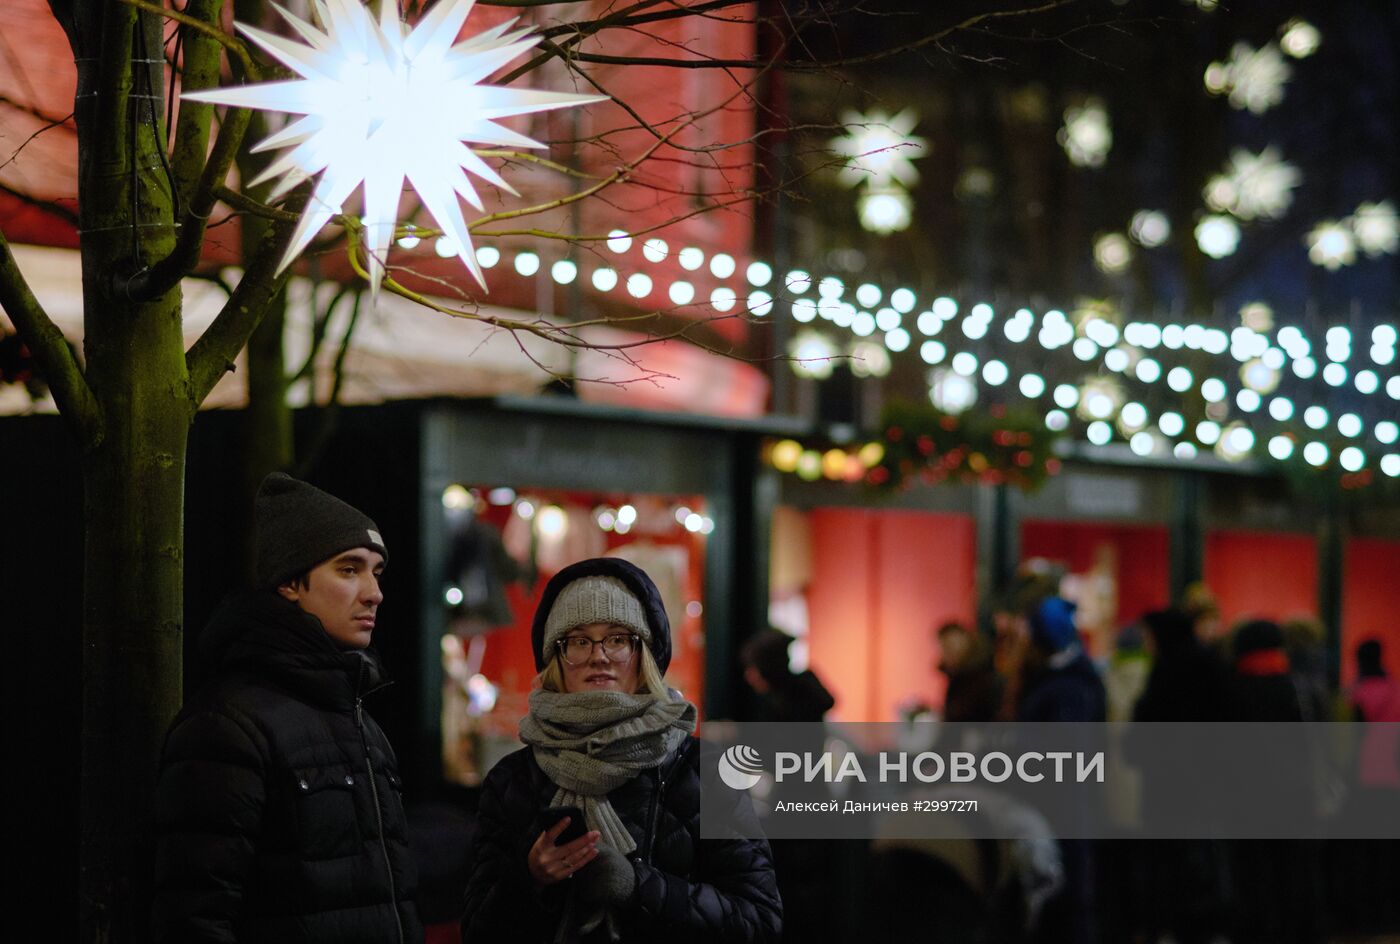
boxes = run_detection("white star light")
[1204,43,1291,114]
[1350,201,1400,257]
[1203,147,1301,220]
[186,0,605,292]
[1308,221,1357,270]
[1058,100,1112,168]
[831,109,927,189]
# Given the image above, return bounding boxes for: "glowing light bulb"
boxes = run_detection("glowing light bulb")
[1269,436,1294,460]
[642,238,669,263]
[550,259,577,284]
[592,268,618,292]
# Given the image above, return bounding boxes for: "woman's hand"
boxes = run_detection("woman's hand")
[527,817,600,885]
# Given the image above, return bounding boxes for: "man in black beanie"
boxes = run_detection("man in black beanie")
[152,473,422,944]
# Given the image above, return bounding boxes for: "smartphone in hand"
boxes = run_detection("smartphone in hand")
[538,805,587,845]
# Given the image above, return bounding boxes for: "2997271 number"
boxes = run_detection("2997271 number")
[912,799,979,813]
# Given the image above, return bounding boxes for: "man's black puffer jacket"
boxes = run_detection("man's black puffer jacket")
[461,736,782,944]
[152,591,422,944]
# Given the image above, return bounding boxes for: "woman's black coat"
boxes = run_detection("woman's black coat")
[460,737,782,943]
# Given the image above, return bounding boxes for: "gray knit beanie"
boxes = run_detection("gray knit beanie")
[254,472,387,589]
[541,575,651,655]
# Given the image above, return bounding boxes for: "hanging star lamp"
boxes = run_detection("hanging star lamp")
[186,0,606,292]
[830,109,927,190]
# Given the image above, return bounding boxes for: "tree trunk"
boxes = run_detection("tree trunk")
[79,406,189,943]
[69,5,192,940]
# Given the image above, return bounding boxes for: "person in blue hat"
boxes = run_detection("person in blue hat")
[1015,596,1105,944]
[1018,596,1106,723]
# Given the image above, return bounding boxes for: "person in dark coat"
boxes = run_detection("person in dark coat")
[1135,607,1232,724]
[460,558,781,943]
[936,621,1003,724]
[152,473,421,944]
[740,629,857,943]
[1016,596,1105,944]
[740,628,835,725]
[1226,619,1325,944]
[1129,608,1233,944]
[1017,597,1106,724]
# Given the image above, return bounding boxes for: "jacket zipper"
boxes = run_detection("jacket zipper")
[644,744,688,863]
[355,658,404,944]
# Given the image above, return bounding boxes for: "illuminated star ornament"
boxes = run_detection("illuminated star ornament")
[1203,147,1301,221]
[830,109,927,189]
[186,0,606,292]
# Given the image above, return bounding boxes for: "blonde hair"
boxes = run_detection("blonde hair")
[537,639,670,698]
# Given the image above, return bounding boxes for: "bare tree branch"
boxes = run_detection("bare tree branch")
[214,184,302,223]
[0,110,77,173]
[0,93,77,129]
[0,226,100,444]
[186,192,305,405]
[0,181,80,227]
[288,284,353,385]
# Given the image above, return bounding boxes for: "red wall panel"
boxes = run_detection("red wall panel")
[1341,537,1400,686]
[806,509,977,721]
[1203,530,1317,628]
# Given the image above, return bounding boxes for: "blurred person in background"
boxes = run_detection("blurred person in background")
[740,628,834,726]
[1283,615,1332,719]
[1017,597,1106,944]
[936,621,1003,724]
[1345,638,1400,794]
[740,629,852,943]
[991,569,1061,721]
[1018,597,1106,725]
[1182,582,1228,664]
[1129,608,1233,944]
[1226,619,1325,944]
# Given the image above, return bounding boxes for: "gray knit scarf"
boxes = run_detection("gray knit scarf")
[520,689,696,855]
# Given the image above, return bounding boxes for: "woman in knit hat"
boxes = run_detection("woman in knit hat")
[460,558,782,943]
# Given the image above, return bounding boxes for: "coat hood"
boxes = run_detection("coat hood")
[531,557,672,672]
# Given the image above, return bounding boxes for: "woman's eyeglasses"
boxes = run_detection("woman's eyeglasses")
[557,633,638,665]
